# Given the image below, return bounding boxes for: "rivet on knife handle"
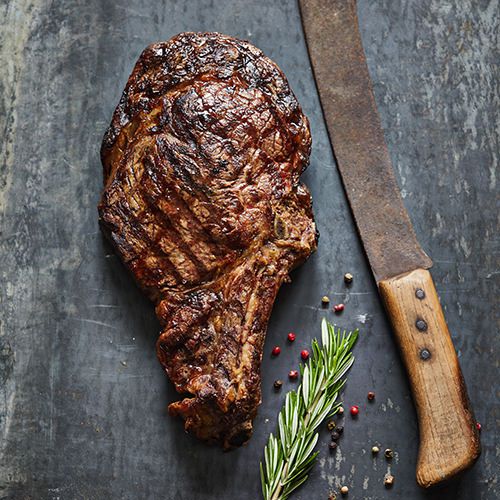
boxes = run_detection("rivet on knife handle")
[379,269,480,486]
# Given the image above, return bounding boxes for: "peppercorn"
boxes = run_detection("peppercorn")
[350,405,359,417]
[384,448,394,459]
[273,379,283,390]
[300,349,310,360]
[336,425,344,434]
[338,406,344,414]
[331,431,340,441]
[272,346,281,356]
[328,493,337,500]
[476,422,482,432]
[384,474,395,488]
[329,441,338,451]
[344,273,353,284]
[322,296,330,306]
[333,303,345,313]
[367,391,375,401]
[327,420,336,431]
[288,370,299,380]
[287,332,296,342]
[340,485,349,495]
[371,445,380,454]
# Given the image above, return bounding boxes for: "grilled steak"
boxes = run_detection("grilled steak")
[99,32,317,448]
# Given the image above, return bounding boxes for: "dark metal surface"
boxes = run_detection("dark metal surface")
[300,0,432,283]
[0,1,498,499]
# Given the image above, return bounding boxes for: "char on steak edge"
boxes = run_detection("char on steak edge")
[98,32,317,448]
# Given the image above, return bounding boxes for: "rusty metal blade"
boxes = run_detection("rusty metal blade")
[299,0,433,282]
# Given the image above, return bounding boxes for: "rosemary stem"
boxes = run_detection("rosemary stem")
[270,461,288,500]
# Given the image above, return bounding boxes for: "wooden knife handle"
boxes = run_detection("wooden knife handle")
[379,268,480,487]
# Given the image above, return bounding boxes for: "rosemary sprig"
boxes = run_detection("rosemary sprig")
[260,318,358,500]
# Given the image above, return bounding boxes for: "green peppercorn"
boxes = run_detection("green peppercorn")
[371,445,380,454]
[327,420,336,431]
[321,295,330,306]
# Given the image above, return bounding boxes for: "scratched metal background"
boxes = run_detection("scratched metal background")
[0,0,498,499]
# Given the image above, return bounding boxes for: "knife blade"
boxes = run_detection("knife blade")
[299,0,480,487]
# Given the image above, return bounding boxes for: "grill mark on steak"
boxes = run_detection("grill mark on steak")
[142,155,226,254]
[147,143,245,250]
[139,188,210,277]
[123,215,186,286]
[98,32,317,448]
[139,161,217,273]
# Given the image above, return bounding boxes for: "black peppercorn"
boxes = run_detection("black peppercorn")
[329,441,338,451]
[331,431,340,441]
[384,448,394,459]
[336,425,344,434]
[273,380,283,390]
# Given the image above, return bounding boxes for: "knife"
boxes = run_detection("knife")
[299,0,480,488]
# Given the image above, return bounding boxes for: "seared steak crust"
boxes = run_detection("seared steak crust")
[99,32,317,448]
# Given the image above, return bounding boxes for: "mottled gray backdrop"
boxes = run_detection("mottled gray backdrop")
[0,0,498,499]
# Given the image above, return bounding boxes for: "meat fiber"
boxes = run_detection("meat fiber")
[98,32,317,448]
